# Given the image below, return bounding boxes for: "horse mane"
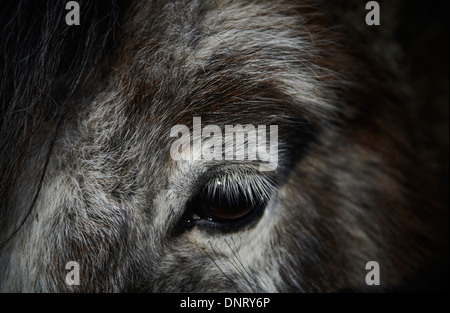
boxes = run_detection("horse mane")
[0,0,122,244]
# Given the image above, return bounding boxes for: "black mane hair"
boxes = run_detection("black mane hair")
[0,0,122,245]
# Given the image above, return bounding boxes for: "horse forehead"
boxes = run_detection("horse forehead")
[109,0,336,126]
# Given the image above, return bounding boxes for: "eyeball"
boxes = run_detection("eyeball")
[184,172,275,231]
[199,185,255,221]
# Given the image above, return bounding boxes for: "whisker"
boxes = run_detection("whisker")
[195,242,240,292]
[208,241,241,289]
[224,237,259,293]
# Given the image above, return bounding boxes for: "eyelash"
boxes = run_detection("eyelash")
[204,173,276,206]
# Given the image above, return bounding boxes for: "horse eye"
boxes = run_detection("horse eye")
[189,180,263,225]
[200,190,254,221]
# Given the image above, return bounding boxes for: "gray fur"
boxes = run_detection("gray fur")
[0,0,447,292]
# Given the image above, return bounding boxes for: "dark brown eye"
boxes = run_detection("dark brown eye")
[200,190,254,221]
[181,173,276,232]
[187,179,267,227]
